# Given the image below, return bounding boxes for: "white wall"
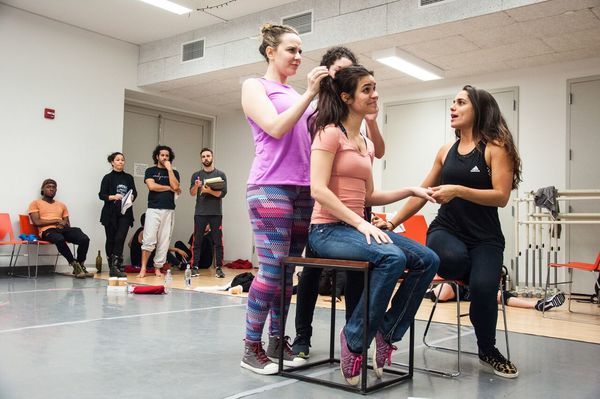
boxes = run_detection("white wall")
[380,57,600,195]
[0,5,139,270]
[213,110,256,263]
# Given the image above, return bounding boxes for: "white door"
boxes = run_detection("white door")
[568,76,600,294]
[122,105,211,263]
[383,88,519,270]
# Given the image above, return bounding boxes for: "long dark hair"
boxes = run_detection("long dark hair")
[309,65,373,140]
[459,85,522,189]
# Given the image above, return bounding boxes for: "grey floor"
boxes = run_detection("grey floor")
[0,275,599,399]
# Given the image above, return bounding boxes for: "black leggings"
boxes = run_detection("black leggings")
[427,228,503,352]
[42,227,90,264]
[103,216,130,258]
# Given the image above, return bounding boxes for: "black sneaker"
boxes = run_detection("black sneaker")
[535,292,566,312]
[479,347,519,378]
[291,335,311,359]
[215,267,225,278]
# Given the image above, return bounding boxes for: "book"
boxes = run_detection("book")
[121,190,133,215]
[204,176,225,190]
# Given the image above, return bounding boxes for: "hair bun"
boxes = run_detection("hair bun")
[261,23,273,34]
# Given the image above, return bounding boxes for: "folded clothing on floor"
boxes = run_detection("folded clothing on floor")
[225,259,253,269]
[128,285,165,294]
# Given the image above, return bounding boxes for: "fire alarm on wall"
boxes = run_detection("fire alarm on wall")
[44,108,55,119]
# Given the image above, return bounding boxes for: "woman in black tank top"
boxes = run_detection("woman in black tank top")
[379,85,522,379]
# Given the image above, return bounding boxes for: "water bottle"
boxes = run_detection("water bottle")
[184,265,192,288]
[164,269,173,293]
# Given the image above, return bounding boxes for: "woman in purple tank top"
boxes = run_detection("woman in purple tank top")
[239,23,328,375]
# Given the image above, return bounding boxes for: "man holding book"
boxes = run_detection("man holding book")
[190,147,227,278]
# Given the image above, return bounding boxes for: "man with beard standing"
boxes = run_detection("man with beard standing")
[190,148,227,278]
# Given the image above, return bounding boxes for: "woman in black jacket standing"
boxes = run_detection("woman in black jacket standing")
[99,152,137,277]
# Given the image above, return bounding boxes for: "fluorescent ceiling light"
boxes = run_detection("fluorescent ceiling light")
[372,48,443,81]
[139,0,193,15]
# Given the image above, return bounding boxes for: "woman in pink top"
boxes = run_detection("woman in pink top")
[239,23,328,375]
[309,65,439,386]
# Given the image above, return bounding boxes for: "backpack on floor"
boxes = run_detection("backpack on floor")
[231,272,254,292]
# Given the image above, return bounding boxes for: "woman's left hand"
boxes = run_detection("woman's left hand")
[431,185,459,204]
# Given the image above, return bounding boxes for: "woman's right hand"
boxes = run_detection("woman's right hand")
[306,66,329,97]
[370,215,389,230]
[357,220,392,245]
[110,194,123,201]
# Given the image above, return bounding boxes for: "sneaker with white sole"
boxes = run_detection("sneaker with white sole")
[535,292,566,312]
[215,267,225,278]
[340,328,363,386]
[479,346,519,379]
[240,340,278,375]
[373,331,397,378]
[266,335,307,366]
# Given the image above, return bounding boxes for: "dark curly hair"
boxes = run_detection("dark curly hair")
[320,46,358,68]
[152,145,175,165]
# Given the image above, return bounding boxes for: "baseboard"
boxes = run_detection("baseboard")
[0,265,54,277]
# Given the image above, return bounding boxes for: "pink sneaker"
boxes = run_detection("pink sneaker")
[373,331,397,378]
[339,329,363,386]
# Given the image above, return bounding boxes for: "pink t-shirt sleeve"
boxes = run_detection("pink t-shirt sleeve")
[311,126,341,154]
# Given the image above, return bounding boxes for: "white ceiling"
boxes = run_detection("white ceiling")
[0,0,298,44]
[3,0,600,113]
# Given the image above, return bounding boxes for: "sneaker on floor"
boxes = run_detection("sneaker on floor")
[78,263,95,278]
[535,292,566,312]
[479,347,519,379]
[240,340,278,375]
[215,267,225,278]
[70,261,86,279]
[340,328,363,386]
[266,335,307,366]
[291,335,311,359]
[373,331,397,378]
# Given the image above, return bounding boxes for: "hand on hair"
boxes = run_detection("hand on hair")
[306,66,329,97]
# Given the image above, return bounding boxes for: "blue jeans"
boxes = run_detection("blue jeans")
[308,223,439,353]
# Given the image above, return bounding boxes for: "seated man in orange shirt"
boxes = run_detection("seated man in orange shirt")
[28,179,93,279]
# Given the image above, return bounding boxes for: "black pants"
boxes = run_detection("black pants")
[427,228,503,352]
[192,215,223,268]
[42,227,90,264]
[294,254,364,338]
[103,216,130,258]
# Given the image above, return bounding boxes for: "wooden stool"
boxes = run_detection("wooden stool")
[278,256,414,394]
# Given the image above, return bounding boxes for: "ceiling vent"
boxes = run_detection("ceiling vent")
[283,11,312,35]
[419,0,452,7]
[182,39,205,62]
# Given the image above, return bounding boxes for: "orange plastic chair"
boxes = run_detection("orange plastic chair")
[12,214,60,278]
[0,213,25,269]
[397,214,427,245]
[544,251,600,315]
